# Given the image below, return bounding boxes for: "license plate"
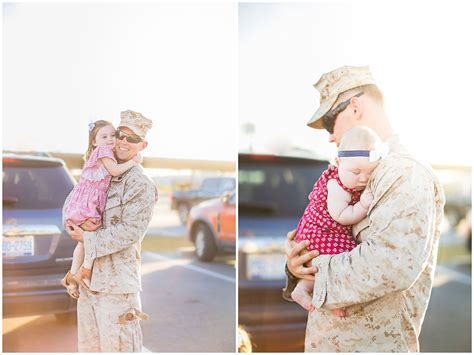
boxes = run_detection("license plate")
[246,253,287,280]
[2,236,35,257]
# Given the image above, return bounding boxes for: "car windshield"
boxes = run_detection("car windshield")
[3,165,74,209]
[239,159,327,217]
[201,178,235,193]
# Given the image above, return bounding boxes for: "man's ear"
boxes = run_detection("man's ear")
[351,96,363,120]
[139,141,148,150]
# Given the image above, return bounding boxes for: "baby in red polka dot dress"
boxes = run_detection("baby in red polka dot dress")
[291,126,389,316]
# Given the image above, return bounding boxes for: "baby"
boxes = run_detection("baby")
[291,126,388,316]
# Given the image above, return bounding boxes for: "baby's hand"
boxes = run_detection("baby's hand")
[132,153,143,164]
[360,189,374,210]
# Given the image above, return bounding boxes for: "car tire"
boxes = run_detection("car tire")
[194,224,217,262]
[178,203,190,225]
[55,311,77,324]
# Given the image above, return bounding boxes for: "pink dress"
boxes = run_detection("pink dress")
[295,164,361,254]
[65,146,116,225]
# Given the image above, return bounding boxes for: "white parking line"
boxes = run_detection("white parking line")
[144,252,235,283]
[436,265,471,285]
[142,345,152,352]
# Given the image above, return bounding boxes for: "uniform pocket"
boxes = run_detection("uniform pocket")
[105,196,121,210]
[118,318,142,352]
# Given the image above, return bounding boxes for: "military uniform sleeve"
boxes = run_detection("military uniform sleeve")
[83,176,157,259]
[312,163,437,310]
[282,264,299,301]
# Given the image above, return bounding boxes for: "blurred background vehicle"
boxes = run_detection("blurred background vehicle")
[187,191,236,262]
[2,152,77,322]
[238,153,328,352]
[171,176,236,224]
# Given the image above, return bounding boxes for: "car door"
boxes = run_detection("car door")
[218,193,236,241]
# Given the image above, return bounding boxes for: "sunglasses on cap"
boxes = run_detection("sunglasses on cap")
[115,129,143,144]
[322,92,364,134]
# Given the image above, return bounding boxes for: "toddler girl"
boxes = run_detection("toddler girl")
[291,126,388,316]
[61,120,141,298]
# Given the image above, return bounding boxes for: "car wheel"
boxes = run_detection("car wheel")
[194,224,217,262]
[178,203,190,225]
[55,311,77,324]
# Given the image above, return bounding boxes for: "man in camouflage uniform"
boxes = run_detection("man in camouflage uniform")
[284,66,445,352]
[66,110,158,352]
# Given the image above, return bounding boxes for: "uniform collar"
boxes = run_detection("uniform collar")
[111,165,142,182]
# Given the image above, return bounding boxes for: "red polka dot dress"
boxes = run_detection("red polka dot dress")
[295,164,361,254]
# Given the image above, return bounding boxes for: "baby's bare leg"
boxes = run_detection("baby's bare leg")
[291,279,315,312]
[71,242,84,274]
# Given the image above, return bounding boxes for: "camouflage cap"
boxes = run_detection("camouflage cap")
[118,110,153,139]
[307,65,376,129]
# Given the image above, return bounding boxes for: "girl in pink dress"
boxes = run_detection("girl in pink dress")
[291,126,388,316]
[61,120,141,298]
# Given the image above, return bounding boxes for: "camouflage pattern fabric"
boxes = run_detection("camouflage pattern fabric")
[77,288,145,352]
[63,165,158,352]
[82,165,158,294]
[306,135,446,352]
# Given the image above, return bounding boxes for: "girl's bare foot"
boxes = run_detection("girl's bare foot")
[61,271,80,299]
[72,266,92,289]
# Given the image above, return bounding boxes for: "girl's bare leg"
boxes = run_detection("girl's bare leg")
[71,242,85,274]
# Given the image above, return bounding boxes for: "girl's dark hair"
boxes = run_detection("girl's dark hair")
[83,120,115,161]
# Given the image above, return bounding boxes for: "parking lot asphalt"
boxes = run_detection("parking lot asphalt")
[2,250,236,352]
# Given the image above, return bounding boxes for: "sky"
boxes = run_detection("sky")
[3,3,237,161]
[239,1,474,167]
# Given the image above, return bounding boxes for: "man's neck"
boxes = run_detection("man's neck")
[366,107,394,141]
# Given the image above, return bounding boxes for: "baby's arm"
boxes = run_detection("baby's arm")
[100,157,137,177]
[326,179,373,225]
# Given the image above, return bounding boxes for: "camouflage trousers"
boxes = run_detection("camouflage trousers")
[77,288,147,352]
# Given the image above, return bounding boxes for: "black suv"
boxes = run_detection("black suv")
[3,152,77,320]
[238,153,328,352]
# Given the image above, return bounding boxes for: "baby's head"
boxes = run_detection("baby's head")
[336,126,385,190]
[84,120,116,161]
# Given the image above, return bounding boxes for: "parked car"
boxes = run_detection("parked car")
[171,176,236,224]
[2,152,77,321]
[187,191,236,262]
[238,153,328,352]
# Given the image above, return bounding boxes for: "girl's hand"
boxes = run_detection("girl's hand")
[132,153,143,164]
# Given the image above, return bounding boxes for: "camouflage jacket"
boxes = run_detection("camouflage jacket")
[64,165,158,294]
[305,135,445,352]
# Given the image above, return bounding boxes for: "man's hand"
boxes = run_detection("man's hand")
[79,218,101,232]
[66,223,84,242]
[286,230,319,280]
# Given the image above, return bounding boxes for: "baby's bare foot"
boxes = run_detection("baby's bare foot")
[291,286,315,312]
[331,308,347,317]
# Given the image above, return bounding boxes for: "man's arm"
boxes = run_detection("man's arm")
[312,165,438,310]
[83,176,157,259]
